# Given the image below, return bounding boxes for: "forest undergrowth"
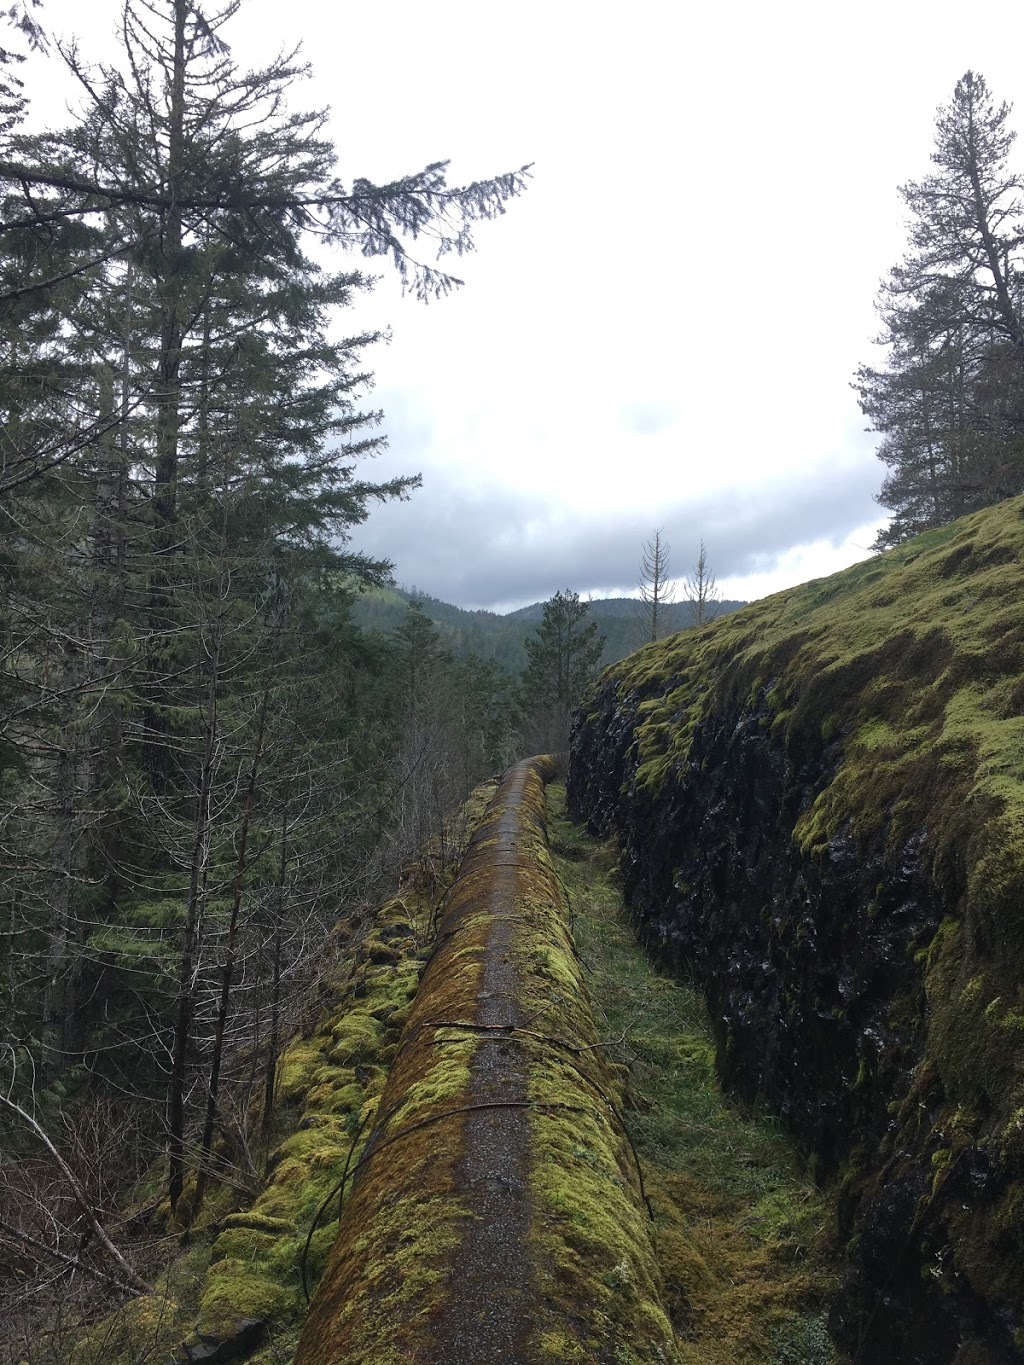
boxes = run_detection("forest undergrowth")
[546,784,843,1365]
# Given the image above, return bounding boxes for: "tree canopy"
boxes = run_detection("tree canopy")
[0,0,528,1255]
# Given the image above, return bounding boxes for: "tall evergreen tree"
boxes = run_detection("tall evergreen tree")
[520,590,604,753]
[0,0,529,1228]
[858,72,1024,546]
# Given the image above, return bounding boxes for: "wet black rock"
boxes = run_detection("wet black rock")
[569,678,1023,1365]
[179,1318,265,1363]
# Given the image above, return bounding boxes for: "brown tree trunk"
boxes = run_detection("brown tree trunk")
[261,800,290,1149]
[193,661,274,1211]
[168,568,226,1214]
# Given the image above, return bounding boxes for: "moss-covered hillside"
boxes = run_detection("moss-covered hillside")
[568,495,1024,1365]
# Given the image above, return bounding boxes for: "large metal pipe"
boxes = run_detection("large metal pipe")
[295,756,676,1364]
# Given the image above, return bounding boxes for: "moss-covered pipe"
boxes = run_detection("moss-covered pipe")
[294,756,677,1364]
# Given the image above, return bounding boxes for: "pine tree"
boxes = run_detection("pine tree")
[520,590,605,753]
[858,72,1024,546]
[0,0,530,1238]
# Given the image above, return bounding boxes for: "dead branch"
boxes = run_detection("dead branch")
[0,1093,152,1295]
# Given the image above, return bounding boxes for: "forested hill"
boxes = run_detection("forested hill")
[353,586,746,671]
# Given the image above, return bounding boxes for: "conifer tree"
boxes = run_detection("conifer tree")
[0,0,528,1227]
[857,72,1024,546]
[520,590,604,752]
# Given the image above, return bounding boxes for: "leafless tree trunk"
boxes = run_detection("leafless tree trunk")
[638,528,674,644]
[194,618,279,1211]
[684,539,721,627]
[167,565,227,1213]
[41,364,125,1081]
[41,722,84,1082]
[261,798,290,1147]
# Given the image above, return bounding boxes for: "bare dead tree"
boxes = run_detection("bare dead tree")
[684,539,721,627]
[637,529,675,644]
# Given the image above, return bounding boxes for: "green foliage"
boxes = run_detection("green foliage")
[0,0,533,1352]
[0,22,530,1354]
[353,585,746,675]
[520,589,606,750]
[354,586,535,672]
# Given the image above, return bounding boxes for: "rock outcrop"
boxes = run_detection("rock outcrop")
[569,497,1024,1365]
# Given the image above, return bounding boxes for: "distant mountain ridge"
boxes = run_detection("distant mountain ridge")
[353,586,746,672]
[503,596,747,625]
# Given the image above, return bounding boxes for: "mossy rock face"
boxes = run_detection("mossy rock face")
[568,496,1024,1363]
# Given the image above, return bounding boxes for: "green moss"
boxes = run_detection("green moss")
[603,498,1024,891]
[926,916,1024,1122]
[290,772,519,1363]
[291,758,678,1363]
[69,1295,189,1365]
[384,1046,474,1129]
[276,1037,323,1104]
[210,1227,281,1265]
[327,1013,381,1065]
[197,1258,296,1337]
[220,1211,296,1234]
[583,499,1024,1282]
[546,785,839,1364]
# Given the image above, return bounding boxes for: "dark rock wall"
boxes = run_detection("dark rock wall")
[569,677,1024,1365]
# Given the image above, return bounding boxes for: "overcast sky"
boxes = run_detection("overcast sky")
[20,0,1024,610]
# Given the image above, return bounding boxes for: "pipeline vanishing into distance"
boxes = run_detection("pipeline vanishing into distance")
[294,755,677,1364]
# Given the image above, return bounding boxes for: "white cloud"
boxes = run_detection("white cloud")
[20,0,1024,610]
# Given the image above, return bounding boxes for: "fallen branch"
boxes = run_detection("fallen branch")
[0,1216,147,1297]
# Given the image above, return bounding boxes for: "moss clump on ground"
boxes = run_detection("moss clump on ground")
[547,785,841,1364]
